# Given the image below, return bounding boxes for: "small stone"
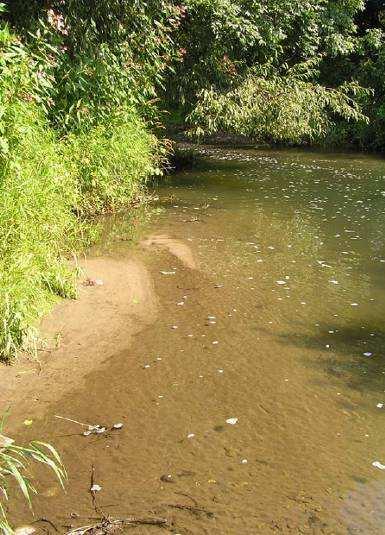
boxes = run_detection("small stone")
[160,474,174,483]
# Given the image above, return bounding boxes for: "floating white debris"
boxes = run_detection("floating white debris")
[212,341,219,345]
[83,424,106,436]
[329,280,339,285]
[113,423,123,429]
[377,403,384,409]
[351,303,359,307]
[372,461,385,471]
[241,459,248,464]
[226,417,238,425]
[276,280,286,285]
[187,433,195,439]
[160,271,176,275]
[90,484,102,492]
[363,352,373,357]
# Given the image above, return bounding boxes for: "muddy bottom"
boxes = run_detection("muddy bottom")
[2,147,385,534]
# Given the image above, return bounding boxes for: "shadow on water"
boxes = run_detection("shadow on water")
[272,323,385,393]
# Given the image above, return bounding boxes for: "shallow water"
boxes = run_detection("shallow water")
[8,147,385,533]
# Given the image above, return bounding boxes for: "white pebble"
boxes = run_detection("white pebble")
[226,417,238,425]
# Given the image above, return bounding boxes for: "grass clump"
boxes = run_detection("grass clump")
[67,110,161,217]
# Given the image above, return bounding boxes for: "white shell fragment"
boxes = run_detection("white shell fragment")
[226,417,238,425]
[372,461,385,470]
[90,484,102,492]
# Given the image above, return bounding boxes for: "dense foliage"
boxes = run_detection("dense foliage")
[164,0,385,149]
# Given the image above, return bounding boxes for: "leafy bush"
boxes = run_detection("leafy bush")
[165,0,365,113]
[188,63,369,144]
[7,0,182,131]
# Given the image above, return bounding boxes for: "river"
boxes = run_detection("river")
[5,146,385,534]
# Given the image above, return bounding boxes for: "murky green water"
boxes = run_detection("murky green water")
[147,147,385,532]
[158,147,385,391]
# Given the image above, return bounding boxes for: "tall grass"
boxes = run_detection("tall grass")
[0,92,79,359]
[0,414,66,534]
[0,98,160,360]
[67,109,161,217]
